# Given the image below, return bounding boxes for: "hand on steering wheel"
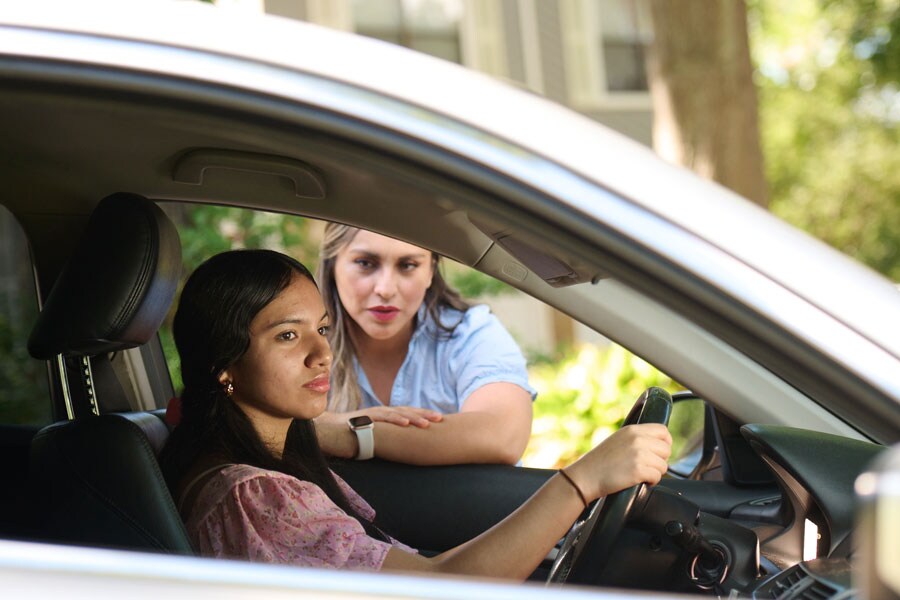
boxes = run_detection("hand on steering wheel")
[547,387,673,585]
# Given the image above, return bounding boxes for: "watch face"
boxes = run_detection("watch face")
[349,415,374,429]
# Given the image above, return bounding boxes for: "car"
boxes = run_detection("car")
[1,1,899,598]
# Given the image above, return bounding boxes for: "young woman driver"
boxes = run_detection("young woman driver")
[313,223,536,466]
[160,249,672,575]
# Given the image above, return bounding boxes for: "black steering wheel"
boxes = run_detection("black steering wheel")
[547,387,672,585]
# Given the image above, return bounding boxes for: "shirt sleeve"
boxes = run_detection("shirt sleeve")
[332,471,377,522]
[448,305,537,406]
[191,472,398,571]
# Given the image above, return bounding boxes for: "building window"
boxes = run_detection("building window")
[560,0,653,110]
[597,0,652,92]
[351,0,463,64]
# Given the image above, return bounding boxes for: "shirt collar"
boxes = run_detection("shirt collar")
[410,303,432,345]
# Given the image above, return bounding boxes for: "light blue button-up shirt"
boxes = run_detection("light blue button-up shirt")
[355,304,536,412]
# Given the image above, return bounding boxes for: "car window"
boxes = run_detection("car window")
[0,205,51,425]
[157,203,686,469]
[157,204,516,383]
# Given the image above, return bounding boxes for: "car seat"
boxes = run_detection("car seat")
[27,192,192,554]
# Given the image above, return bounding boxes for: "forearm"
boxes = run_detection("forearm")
[383,473,584,578]
[382,424,673,579]
[317,411,527,465]
[376,411,527,465]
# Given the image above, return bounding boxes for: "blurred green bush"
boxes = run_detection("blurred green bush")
[0,314,50,425]
[522,344,684,468]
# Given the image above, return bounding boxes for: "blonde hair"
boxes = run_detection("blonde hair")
[317,222,469,412]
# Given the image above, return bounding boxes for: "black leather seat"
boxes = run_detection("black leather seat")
[30,412,193,553]
[28,193,192,554]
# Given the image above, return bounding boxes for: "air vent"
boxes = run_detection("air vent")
[798,581,840,600]
[754,564,805,599]
[769,566,806,598]
[756,564,845,600]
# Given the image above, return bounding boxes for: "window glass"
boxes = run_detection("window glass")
[0,206,51,425]
[351,0,463,63]
[158,203,681,470]
[597,0,652,92]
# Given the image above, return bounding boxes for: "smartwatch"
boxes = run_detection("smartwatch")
[348,415,375,460]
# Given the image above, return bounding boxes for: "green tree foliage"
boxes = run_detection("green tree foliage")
[750,0,900,280]
[522,344,683,468]
[845,0,900,85]
[442,260,513,298]
[0,314,50,424]
[176,205,318,274]
[0,209,51,425]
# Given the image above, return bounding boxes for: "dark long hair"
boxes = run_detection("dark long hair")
[159,249,385,540]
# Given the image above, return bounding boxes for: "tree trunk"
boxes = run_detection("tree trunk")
[646,0,768,207]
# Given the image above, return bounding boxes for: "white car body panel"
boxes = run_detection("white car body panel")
[0,539,653,600]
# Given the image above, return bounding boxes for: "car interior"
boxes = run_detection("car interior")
[26,193,192,555]
[0,34,893,598]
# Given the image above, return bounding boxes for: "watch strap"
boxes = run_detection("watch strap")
[349,418,375,460]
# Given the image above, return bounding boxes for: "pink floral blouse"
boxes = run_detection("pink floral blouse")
[184,464,416,570]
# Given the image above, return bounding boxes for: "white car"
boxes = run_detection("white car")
[1,2,899,599]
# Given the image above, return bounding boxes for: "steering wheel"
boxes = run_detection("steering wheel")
[547,387,672,586]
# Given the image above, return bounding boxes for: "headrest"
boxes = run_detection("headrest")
[28,193,181,359]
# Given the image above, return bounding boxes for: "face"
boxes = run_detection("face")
[333,230,434,344]
[219,274,332,441]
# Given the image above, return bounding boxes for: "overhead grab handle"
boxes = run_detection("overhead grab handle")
[173,149,326,199]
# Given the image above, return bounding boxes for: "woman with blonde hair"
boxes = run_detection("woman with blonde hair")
[313,222,535,465]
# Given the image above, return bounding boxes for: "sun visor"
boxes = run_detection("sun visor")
[469,216,601,288]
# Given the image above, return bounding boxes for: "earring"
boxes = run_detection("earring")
[224,381,234,397]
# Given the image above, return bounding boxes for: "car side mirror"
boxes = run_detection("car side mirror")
[667,391,716,479]
[855,443,900,600]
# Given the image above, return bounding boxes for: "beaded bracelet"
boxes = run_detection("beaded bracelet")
[558,468,588,509]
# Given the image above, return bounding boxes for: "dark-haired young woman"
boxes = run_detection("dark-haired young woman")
[160,249,671,575]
